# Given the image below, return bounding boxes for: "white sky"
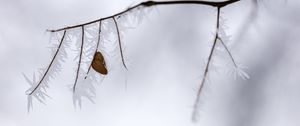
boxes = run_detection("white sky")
[0,0,300,126]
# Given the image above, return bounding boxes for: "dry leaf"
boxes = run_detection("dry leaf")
[92,51,108,75]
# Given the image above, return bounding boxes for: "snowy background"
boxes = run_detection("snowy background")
[1,0,300,126]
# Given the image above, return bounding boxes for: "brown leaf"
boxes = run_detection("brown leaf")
[92,51,108,75]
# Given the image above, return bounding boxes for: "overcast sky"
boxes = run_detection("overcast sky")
[1,0,300,126]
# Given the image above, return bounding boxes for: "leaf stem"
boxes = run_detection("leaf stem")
[85,21,102,79]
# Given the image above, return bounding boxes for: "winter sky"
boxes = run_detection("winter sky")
[1,0,300,126]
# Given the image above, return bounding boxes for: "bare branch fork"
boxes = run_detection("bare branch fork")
[192,6,238,121]
[192,7,220,121]
[27,0,240,121]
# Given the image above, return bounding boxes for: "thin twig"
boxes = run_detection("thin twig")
[47,0,239,32]
[218,37,237,67]
[73,26,85,92]
[28,30,66,95]
[85,21,102,79]
[113,17,128,70]
[192,7,221,121]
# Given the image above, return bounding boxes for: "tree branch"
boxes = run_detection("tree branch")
[192,7,221,121]
[28,0,242,120]
[28,30,66,95]
[73,26,85,92]
[47,0,239,32]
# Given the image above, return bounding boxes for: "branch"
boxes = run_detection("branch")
[28,30,66,95]
[113,17,128,70]
[28,0,242,120]
[192,7,221,121]
[85,21,102,79]
[73,26,85,92]
[47,0,239,32]
[218,37,237,67]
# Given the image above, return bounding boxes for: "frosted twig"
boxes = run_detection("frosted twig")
[85,21,102,79]
[28,30,66,95]
[73,26,85,92]
[113,17,128,70]
[218,37,237,67]
[192,7,221,122]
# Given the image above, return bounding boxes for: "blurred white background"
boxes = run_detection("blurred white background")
[0,0,300,126]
